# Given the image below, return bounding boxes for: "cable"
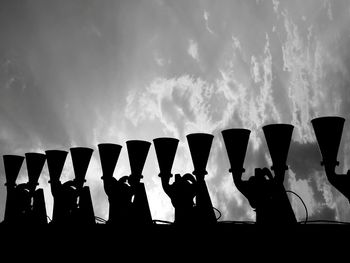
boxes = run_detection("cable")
[303,220,350,225]
[217,220,255,224]
[213,207,222,221]
[47,215,52,222]
[286,190,308,224]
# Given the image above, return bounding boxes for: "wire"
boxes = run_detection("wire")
[217,220,255,224]
[285,190,308,224]
[47,215,52,222]
[213,207,222,221]
[303,220,350,225]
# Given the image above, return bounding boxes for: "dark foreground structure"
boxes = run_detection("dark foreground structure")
[0,222,349,258]
[2,116,350,256]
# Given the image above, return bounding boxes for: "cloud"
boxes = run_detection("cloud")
[272,0,280,14]
[188,39,199,62]
[288,141,322,178]
[203,10,214,34]
[288,169,317,220]
[324,0,333,21]
[154,52,165,67]
[147,175,173,221]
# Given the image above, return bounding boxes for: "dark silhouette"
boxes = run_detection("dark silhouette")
[98,143,133,225]
[3,153,47,225]
[160,173,198,224]
[46,149,69,224]
[3,154,25,224]
[222,129,250,175]
[187,133,217,224]
[46,148,95,225]
[155,134,217,225]
[4,116,350,228]
[154,137,195,224]
[312,116,350,202]
[222,125,297,224]
[122,140,153,225]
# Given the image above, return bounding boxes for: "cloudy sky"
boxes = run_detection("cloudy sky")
[1,0,350,223]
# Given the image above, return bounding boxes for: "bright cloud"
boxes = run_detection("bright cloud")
[203,10,214,34]
[188,39,199,61]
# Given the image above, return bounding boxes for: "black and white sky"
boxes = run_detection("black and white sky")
[1,0,350,222]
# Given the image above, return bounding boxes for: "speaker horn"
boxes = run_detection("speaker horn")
[221,128,251,173]
[311,116,345,166]
[126,140,151,176]
[45,150,68,182]
[98,143,122,179]
[262,124,294,170]
[3,155,24,187]
[153,137,179,174]
[25,152,47,190]
[186,133,214,174]
[3,155,24,222]
[70,147,94,187]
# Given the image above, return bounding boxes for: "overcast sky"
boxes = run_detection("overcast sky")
[1,0,350,223]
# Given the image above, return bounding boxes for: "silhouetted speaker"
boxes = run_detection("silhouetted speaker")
[311,116,345,166]
[3,155,24,223]
[126,140,152,225]
[79,186,96,224]
[126,140,151,176]
[25,152,47,224]
[45,150,68,182]
[262,124,294,170]
[133,183,153,225]
[70,147,95,224]
[186,133,214,174]
[153,137,179,174]
[70,147,94,187]
[32,188,48,224]
[186,133,216,224]
[45,150,69,224]
[25,153,47,191]
[98,143,122,178]
[3,155,24,187]
[221,129,251,173]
